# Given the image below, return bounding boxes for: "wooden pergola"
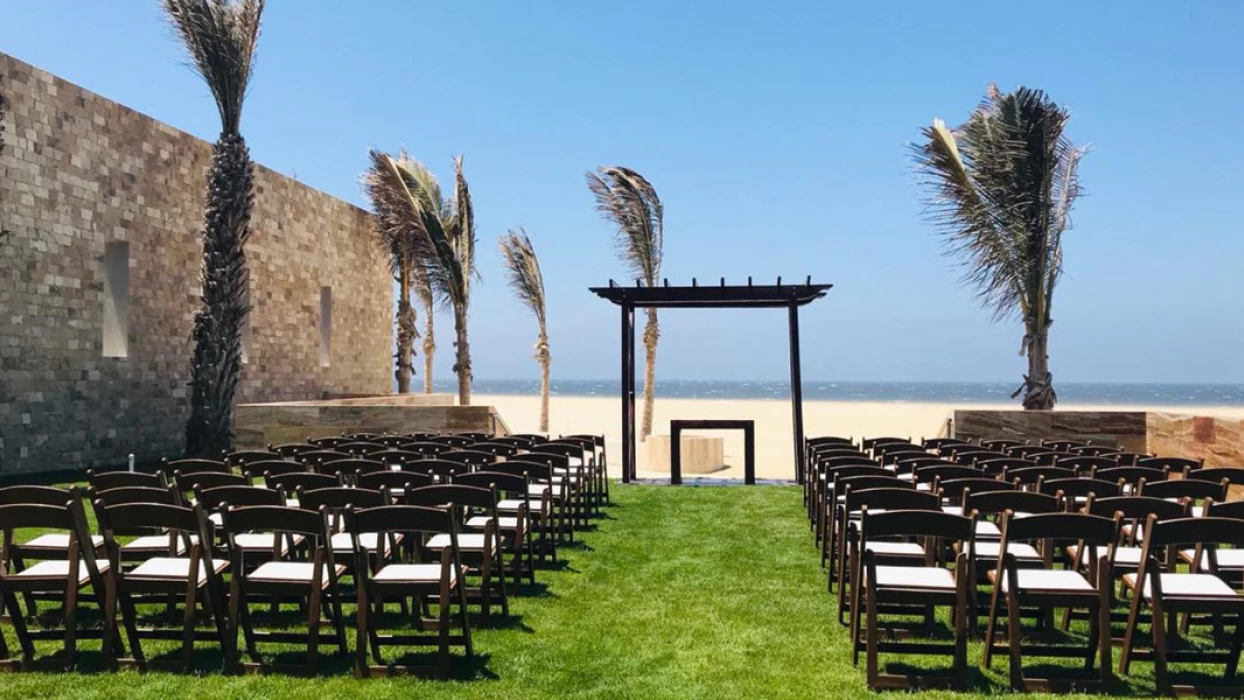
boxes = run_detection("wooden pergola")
[589,278,832,484]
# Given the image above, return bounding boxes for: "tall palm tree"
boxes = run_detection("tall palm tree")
[499,228,550,432]
[416,267,436,393]
[913,85,1086,410]
[362,149,422,393]
[163,0,265,456]
[363,151,476,405]
[587,166,663,439]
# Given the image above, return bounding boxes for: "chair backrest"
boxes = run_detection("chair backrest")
[1187,467,1244,486]
[835,474,910,493]
[174,470,248,493]
[1042,439,1089,451]
[510,433,550,445]
[894,456,953,473]
[298,485,388,511]
[456,432,494,442]
[1006,444,1060,459]
[939,477,1021,502]
[404,484,497,512]
[1109,451,1148,466]
[356,470,435,492]
[1143,515,1244,549]
[373,435,413,447]
[827,465,892,482]
[271,443,318,458]
[1087,495,1186,522]
[222,451,280,467]
[1094,466,1168,488]
[316,458,388,478]
[975,457,1032,476]
[1071,445,1120,457]
[861,509,974,544]
[844,486,940,513]
[817,455,880,469]
[982,439,1026,451]
[532,443,588,462]
[1138,477,1227,502]
[399,441,452,457]
[297,449,352,466]
[912,464,982,485]
[950,449,1005,466]
[437,449,498,466]
[338,441,388,456]
[467,442,522,458]
[873,446,926,465]
[220,505,331,559]
[1006,466,1077,486]
[1137,456,1200,473]
[489,436,537,450]
[308,436,352,449]
[964,489,1060,518]
[1000,511,1116,545]
[1054,455,1116,474]
[0,484,80,507]
[922,437,970,451]
[452,470,528,497]
[426,435,472,448]
[165,457,230,475]
[1038,477,1121,501]
[342,433,380,441]
[0,500,101,580]
[482,460,554,482]
[195,485,283,510]
[346,504,453,539]
[87,470,167,492]
[405,459,472,478]
[861,437,911,451]
[519,451,572,469]
[369,450,424,467]
[95,501,209,552]
[264,471,340,493]
[242,459,305,481]
[808,436,857,449]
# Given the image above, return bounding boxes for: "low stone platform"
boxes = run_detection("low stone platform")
[646,434,725,474]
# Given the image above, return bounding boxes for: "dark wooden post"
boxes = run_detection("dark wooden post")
[670,421,682,485]
[788,299,806,484]
[622,300,636,481]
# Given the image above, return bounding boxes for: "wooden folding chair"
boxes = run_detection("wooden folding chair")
[453,471,535,585]
[480,461,559,563]
[1037,477,1121,510]
[563,433,609,507]
[404,485,508,620]
[1138,456,1201,474]
[0,498,113,670]
[195,485,301,564]
[1120,514,1244,694]
[87,470,168,492]
[89,485,194,562]
[95,501,229,672]
[983,512,1115,691]
[835,487,941,623]
[222,504,347,674]
[346,504,473,678]
[296,486,400,578]
[851,509,975,690]
[1140,477,1227,519]
[824,473,909,577]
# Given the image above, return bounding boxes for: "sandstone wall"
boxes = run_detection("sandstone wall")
[0,52,391,475]
[1147,413,1244,467]
[952,410,1149,452]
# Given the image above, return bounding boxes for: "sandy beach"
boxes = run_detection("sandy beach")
[477,394,1244,481]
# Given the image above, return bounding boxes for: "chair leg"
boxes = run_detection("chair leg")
[353,586,369,678]
[181,583,199,672]
[3,589,36,663]
[437,592,451,679]
[982,578,1002,668]
[1006,591,1024,690]
[118,590,145,668]
[62,582,79,670]
[1151,597,1170,694]
[1226,612,1244,680]
[307,585,322,674]
[865,579,879,688]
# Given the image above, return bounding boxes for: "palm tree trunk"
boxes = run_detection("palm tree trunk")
[394,269,415,394]
[1022,325,1056,410]
[422,313,435,394]
[538,329,550,433]
[640,308,658,441]
[454,307,472,406]
[184,132,253,458]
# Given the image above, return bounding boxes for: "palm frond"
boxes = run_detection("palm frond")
[362,149,430,279]
[586,165,663,284]
[162,0,264,134]
[498,228,547,327]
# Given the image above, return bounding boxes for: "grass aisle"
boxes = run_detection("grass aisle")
[1,485,1171,698]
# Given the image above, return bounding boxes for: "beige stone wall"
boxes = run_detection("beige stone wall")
[1147,413,1244,467]
[952,410,1149,452]
[0,52,391,475]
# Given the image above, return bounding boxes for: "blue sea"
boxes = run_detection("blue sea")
[416,379,1244,407]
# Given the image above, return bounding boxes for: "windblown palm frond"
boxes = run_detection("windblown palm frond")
[913,85,1087,409]
[586,166,663,284]
[498,228,547,328]
[161,0,264,135]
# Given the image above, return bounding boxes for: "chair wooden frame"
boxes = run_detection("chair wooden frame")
[452,471,535,586]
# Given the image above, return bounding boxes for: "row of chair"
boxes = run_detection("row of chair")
[803,434,1244,694]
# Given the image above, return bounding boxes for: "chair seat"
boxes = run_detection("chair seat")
[123,534,193,554]
[498,498,543,512]
[870,565,956,590]
[527,484,566,498]
[331,532,399,556]
[1124,572,1241,600]
[466,515,525,531]
[129,557,228,584]
[942,505,963,516]
[974,542,1041,560]
[426,533,495,553]
[372,563,456,584]
[13,559,111,586]
[1068,544,1143,566]
[864,542,924,557]
[1180,548,1244,571]
[23,534,105,552]
[996,569,1093,593]
[233,533,301,554]
[249,561,346,588]
[975,521,1001,539]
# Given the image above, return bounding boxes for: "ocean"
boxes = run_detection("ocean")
[415,379,1244,407]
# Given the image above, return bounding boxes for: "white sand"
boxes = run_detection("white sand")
[479,393,1244,481]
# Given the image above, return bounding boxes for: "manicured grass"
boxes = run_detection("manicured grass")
[0,485,1225,697]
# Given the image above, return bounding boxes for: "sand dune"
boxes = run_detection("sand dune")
[479,393,1244,481]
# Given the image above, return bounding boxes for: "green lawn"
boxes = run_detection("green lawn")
[0,485,1221,698]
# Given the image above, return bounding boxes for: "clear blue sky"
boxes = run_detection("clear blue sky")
[4,1,1242,384]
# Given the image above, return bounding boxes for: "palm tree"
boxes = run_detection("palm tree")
[416,267,436,393]
[587,166,663,439]
[913,85,1086,409]
[499,228,550,432]
[163,0,265,456]
[362,149,422,393]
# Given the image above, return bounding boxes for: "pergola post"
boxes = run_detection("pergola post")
[788,299,806,484]
[621,300,636,482]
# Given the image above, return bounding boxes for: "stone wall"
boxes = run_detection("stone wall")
[235,398,509,450]
[0,52,391,475]
[1147,413,1244,467]
[952,410,1149,452]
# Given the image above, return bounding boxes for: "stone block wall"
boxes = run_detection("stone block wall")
[952,410,1150,452]
[1147,413,1244,467]
[0,52,391,475]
